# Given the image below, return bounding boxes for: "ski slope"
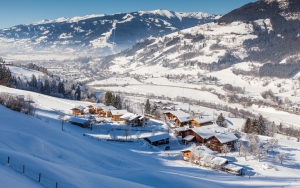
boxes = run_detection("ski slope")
[0,86,300,187]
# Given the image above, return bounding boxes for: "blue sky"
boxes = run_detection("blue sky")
[0,0,256,29]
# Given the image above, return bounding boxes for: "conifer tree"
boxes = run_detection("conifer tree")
[51,79,57,93]
[44,79,51,95]
[31,74,38,89]
[76,85,81,100]
[243,118,252,133]
[256,115,266,135]
[145,99,151,114]
[216,113,225,127]
[105,91,113,106]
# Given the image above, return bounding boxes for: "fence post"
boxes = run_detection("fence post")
[38,173,41,182]
[23,165,25,173]
[56,182,58,188]
[7,157,10,164]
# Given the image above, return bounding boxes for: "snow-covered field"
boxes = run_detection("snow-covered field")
[1,86,300,187]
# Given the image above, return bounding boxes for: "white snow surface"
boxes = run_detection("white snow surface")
[0,86,300,187]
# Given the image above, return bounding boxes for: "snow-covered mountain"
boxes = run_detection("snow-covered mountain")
[100,0,300,78]
[0,10,217,55]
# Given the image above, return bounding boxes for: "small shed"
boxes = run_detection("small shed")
[68,116,90,128]
[143,133,170,146]
[183,135,195,145]
[222,164,243,176]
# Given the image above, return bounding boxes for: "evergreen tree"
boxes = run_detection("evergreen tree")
[51,79,57,93]
[44,79,51,95]
[105,91,113,106]
[58,81,65,96]
[110,94,115,107]
[31,74,38,89]
[243,118,252,133]
[256,115,267,135]
[114,95,122,109]
[75,85,81,100]
[216,113,225,127]
[145,99,151,114]
[39,82,44,94]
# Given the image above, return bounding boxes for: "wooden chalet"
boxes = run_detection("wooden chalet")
[164,110,191,127]
[143,133,170,146]
[120,112,149,126]
[98,106,117,117]
[70,106,85,116]
[208,132,237,152]
[86,103,106,114]
[189,116,213,127]
[111,110,128,121]
[176,124,238,153]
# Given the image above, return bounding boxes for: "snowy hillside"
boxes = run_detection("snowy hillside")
[1,86,300,187]
[0,10,217,55]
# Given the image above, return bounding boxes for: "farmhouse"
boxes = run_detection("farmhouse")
[68,116,90,128]
[98,106,117,117]
[208,132,238,152]
[164,110,191,127]
[71,106,86,116]
[175,124,238,152]
[87,103,106,114]
[143,133,170,146]
[120,112,149,126]
[180,146,242,175]
[189,116,213,127]
[111,110,128,121]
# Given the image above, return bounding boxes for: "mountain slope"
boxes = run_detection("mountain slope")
[0,10,217,55]
[98,0,300,78]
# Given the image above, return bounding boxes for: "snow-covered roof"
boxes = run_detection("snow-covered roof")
[165,110,191,122]
[192,124,237,143]
[119,112,138,120]
[143,133,170,143]
[71,105,86,110]
[175,126,190,132]
[192,124,221,139]
[111,110,128,116]
[193,116,213,124]
[183,135,194,141]
[212,157,228,166]
[95,117,105,122]
[180,145,214,157]
[92,103,106,108]
[223,164,243,171]
[214,132,238,143]
[101,106,117,111]
[69,116,88,124]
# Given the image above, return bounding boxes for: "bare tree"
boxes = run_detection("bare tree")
[277,152,286,164]
[60,115,66,131]
[268,138,278,152]
[236,140,243,156]
[136,131,141,140]
[124,125,131,140]
[240,145,248,160]
[221,145,230,156]
[256,148,267,162]
[203,153,214,167]
[267,121,277,137]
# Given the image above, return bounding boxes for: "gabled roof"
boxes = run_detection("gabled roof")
[223,164,243,171]
[120,112,139,120]
[101,106,117,111]
[214,132,238,143]
[143,133,170,143]
[193,116,213,124]
[192,124,237,143]
[164,110,191,122]
[92,103,106,108]
[71,105,86,110]
[69,116,89,124]
[212,157,228,166]
[111,110,129,116]
[183,135,194,141]
[192,124,221,139]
